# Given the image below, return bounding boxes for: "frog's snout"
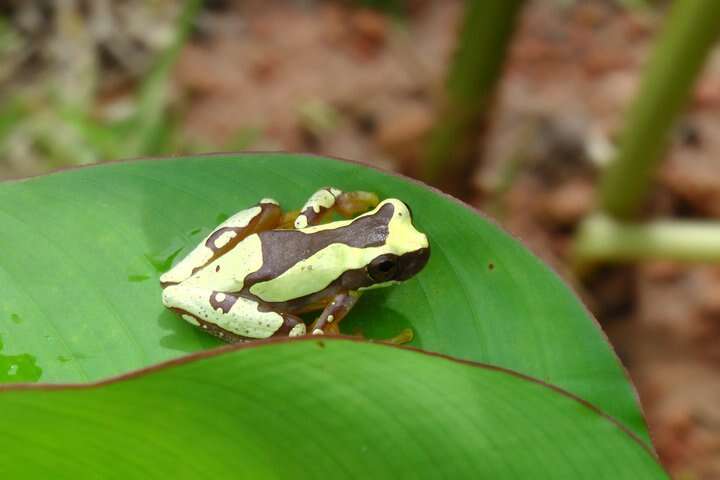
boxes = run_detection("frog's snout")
[396,245,430,281]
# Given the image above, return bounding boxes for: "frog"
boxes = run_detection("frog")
[160,187,430,343]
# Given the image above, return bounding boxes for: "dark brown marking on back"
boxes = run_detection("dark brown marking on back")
[206,227,241,252]
[209,291,239,314]
[244,203,394,288]
[188,202,281,277]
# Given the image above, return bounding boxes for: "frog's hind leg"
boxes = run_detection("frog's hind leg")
[163,285,306,343]
[291,187,379,229]
[160,199,282,287]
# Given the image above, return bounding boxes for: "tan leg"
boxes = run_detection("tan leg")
[279,209,301,229]
[293,188,379,229]
[384,328,414,345]
[335,191,380,217]
[324,322,341,336]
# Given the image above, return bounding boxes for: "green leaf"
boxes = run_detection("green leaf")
[0,338,667,479]
[0,153,648,443]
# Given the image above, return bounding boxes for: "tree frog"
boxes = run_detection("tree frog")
[160,187,430,343]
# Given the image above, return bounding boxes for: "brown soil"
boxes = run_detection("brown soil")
[176,2,720,477]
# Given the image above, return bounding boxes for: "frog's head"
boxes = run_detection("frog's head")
[355,198,430,290]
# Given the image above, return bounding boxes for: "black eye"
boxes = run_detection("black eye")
[378,261,394,272]
[368,255,398,282]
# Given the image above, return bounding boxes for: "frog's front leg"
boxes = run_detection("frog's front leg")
[308,291,361,335]
[163,285,306,342]
[160,199,282,287]
[291,187,380,229]
[308,291,414,345]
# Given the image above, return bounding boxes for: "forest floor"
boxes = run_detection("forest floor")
[3,1,720,477]
[176,2,720,477]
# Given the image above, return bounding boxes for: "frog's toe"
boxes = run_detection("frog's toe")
[289,323,306,337]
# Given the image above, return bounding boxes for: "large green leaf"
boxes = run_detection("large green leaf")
[0,338,666,479]
[0,153,647,442]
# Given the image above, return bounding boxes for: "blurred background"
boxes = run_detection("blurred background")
[1,1,719,477]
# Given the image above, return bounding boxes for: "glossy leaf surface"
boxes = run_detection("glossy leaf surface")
[0,153,647,443]
[0,339,666,479]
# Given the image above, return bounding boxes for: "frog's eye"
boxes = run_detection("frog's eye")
[368,254,399,282]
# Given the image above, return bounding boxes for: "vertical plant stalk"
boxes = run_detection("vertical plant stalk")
[599,0,720,219]
[420,0,525,194]
[128,0,203,156]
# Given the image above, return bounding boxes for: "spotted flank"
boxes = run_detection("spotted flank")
[294,187,342,229]
[163,285,285,338]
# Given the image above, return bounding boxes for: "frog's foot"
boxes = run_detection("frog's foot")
[312,326,413,345]
[311,322,340,336]
[293,188,379,229]
[384,328,414,345]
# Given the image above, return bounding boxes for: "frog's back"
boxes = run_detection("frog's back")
[180,233,264,292]
[160,200,281,287]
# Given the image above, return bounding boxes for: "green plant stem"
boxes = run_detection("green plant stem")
[574,214,720,264]
[599,0,720,219]
[127,0,202,156]
[420,0,525,193]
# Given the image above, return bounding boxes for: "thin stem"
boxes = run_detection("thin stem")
[599,0,720,219]
[574,214,720,264]
[127,0,203,156]
[420,0,525,194]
